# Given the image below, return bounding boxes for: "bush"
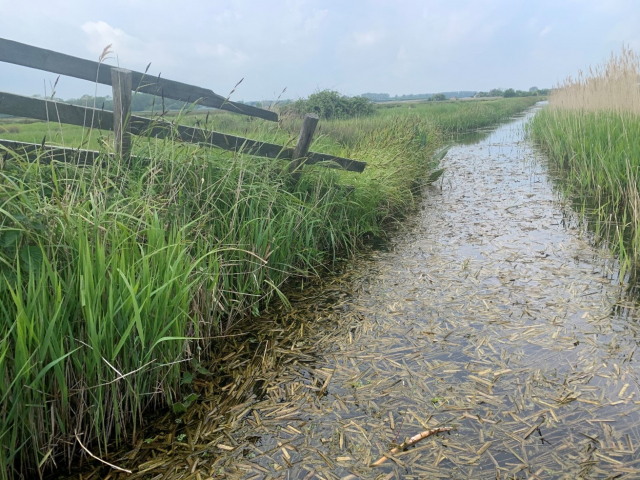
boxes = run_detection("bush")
[284,90,375,120]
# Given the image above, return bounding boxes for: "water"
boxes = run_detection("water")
[88,106,640,479]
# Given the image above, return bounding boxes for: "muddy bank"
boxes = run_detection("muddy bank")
[79,106,640,479]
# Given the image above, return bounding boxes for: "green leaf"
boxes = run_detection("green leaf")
[172,403,188,415]
[30,222,47,232]
[432,147,450,163]
[0,230,21,248]
[426,168,445,185]
[191,359,212,376]
[184,393,198,404]
[195,364,211,376]
[172,394,199,415]
[0,269,17,292]
[181,371,193,385]
[19,245,43,272]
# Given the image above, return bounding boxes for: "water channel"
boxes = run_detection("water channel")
[94,105,640,480]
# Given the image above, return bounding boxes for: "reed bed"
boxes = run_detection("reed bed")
[530,47,640,272]
[0,97,533,479]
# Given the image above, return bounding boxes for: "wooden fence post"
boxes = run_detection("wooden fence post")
[290,113,319,179]
[111,68,132,158]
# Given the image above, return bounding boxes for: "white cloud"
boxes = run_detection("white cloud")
[304,9,329,33]
[81,21,142,60]
[397,45,409,62]
[539,25,552,37]
[608,17,640,50]
[421,3,503,47]
[194,43,249,65]
[352,31,383,47]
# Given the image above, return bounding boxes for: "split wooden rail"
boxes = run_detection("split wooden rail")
[0,38,366,173]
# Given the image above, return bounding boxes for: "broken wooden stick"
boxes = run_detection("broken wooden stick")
[370,426,453,467]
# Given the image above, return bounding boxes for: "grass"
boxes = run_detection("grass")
[530,47,640,273]
[0,97,540,150]
[0,96,535,479]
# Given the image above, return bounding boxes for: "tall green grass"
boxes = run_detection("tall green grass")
[530,48,640,272]
[0,96,534,478]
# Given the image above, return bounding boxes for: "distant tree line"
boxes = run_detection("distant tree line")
[361,91,477,102]
[360,88,550,103]
[33,93,190,112]
[475,87,549,98]
[4,85,548,123]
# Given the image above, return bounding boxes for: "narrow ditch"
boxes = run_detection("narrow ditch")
[81,106,640,479]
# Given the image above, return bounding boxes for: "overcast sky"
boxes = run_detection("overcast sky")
[1,0,639,101]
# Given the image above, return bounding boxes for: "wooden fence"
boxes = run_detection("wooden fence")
[0,38,366,173]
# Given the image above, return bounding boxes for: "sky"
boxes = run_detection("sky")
[1,0,639,101]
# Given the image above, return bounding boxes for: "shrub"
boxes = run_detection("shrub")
[284,90,375,120]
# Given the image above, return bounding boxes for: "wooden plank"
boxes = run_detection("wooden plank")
[0,91,114,129]
[0,92,367,172]
[305,151,367,172]
[0,139,101,165]
[290,113,319,176]
[111,68,132,157]
[135,119,366,171]
[0,37,278,122]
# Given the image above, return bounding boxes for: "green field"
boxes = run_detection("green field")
[0,96,539,151]
[0,96,537,478]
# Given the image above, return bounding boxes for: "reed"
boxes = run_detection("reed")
[530,47,640,272]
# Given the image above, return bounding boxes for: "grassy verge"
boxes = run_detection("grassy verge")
[530,48,640,273]
[0,97,540,149]
[0,97,534,479]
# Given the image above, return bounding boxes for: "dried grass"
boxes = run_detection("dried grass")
[548,46,640,113]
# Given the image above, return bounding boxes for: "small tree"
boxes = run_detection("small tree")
[503,88,516,98]
[284,90,375,119]
[432,93,446,101]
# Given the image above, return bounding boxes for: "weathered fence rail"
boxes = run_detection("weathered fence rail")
[0,38,276,121]
[0,91,366,171]
[0,38,367,173]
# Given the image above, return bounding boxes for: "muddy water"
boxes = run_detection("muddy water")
[99,107,640,479]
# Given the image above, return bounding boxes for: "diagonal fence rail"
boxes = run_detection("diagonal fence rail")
[0,38,276,121]
[0,38,366,173]
[0,92,366,171]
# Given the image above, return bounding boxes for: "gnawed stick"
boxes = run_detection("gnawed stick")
[370,426,453,467]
